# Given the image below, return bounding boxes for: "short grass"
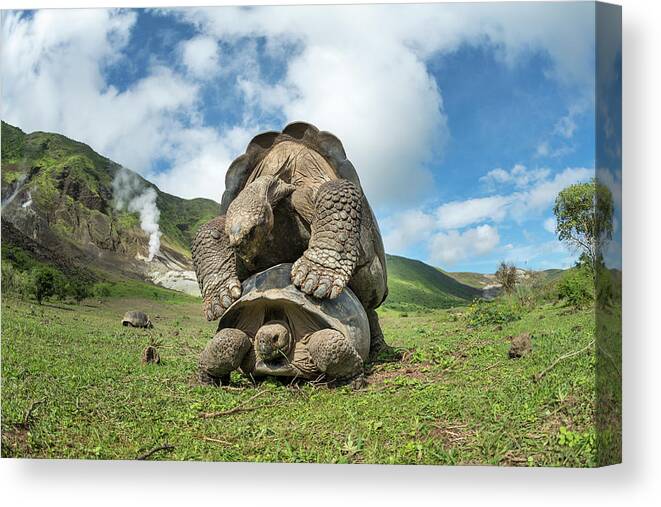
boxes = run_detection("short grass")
[1,295,596,466]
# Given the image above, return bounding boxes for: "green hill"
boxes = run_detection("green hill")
[384,254,482,311]
[1,121,220,273]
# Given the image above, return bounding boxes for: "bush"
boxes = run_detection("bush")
[1,260,34,298]
[92,282,112,299]
[557,266,594,309]
[495,261,518,293]
[465,299,522,327]
[67,279,91,303]
[32,266,65,304]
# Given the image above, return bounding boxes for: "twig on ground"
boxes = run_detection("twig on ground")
[533,339,595,383]
[136,444,175,460]
[197,435,232,445]
[199,390,283,419]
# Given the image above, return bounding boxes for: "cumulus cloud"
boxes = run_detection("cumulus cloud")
[429,225,500,265]
[172,2,595,208]
[435,195,511,230]
[180,35,220,78]
[2,4,595,211]
[0,10,254,201]
[543,216,557,234]
[382,165,592,265]
[480,164,551,191]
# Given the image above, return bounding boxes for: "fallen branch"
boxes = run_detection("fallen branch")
[198,435,232,445]
[199,390,281,419]
[533,339,595,383]
[199,402,283,419]
[136,444,174,460]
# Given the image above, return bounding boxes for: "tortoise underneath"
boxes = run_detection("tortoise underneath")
[198,263,370,385]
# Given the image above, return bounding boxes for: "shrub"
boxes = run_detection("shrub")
[1,260,34,298]
[92,282,112,299]
[32,266,65,304]
[465,299,522,327]
[67,279,91,303]
[557,266,594,309]
[495,261,518,293]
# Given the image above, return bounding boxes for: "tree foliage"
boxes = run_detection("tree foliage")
[32,266,63,304]
[495,261,518,293]
[553,179,614,273]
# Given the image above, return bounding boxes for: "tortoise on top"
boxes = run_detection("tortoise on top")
[192,122,390,358]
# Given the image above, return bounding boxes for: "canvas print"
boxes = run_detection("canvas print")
[0,2,621,466]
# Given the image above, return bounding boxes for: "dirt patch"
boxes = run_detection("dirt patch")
[1,425,31,457]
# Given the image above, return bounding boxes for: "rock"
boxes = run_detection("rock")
[141,345,160,364]
[508,333,532,358]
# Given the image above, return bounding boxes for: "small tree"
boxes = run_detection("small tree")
[32,266,60,304]
[68,280,91,303]
[495,261,517,293]
[92,282,112,300]
[553,179,614,273]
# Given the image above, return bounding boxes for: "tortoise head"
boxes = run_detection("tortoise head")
[255,320,293,362]
[225,175,295,262]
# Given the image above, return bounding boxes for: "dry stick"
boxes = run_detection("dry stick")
[533,339,596,383]
[200,401,284,419]
[199,390,268,419]
[136,444,175,460]
[198,436,232,445]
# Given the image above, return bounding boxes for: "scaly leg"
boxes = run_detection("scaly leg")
[198,328,252,385]
[307,329,364,379]
[291,179,362,299]
[192,216,242,321]
[367,309,399,362]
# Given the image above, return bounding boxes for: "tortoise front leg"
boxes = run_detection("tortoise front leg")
[198,328,252,386]
[306,329,364,379]
[192,216,242,321]
[291,179,362,299]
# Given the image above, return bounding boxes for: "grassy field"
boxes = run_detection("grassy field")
[1,291,597,466]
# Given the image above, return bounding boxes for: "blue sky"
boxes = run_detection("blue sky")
[2,3,612,273]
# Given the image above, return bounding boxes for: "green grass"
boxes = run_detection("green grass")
[1,294,597,466]
[385,254,482,311]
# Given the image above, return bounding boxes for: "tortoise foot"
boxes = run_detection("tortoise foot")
[307,329,363,379]
[198,328,251,381]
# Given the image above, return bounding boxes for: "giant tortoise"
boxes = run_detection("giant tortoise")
[191,122,389,358]
[198,263,370,385]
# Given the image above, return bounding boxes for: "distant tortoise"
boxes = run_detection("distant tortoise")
[192,122,389,359]
[198,263,370,385]
[122,311,153,328]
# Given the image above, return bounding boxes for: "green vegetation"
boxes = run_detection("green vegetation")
[1,290,597,465]
[385,254,481,311]
[553,179,614,272]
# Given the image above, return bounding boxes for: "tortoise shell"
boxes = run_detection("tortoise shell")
[217,263,370,361]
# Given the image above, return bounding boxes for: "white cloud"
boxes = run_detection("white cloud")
[509,166,593,220]
[180,35,220,78]
[480,164,551,190]
[435,195,511,230]
[173,2,594,208]
[2,4,596,210]
[429,225,500,265]
[543,216,557,234]
[382,209,436,256]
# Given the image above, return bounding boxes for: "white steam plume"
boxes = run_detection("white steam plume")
[112,168,162,262]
